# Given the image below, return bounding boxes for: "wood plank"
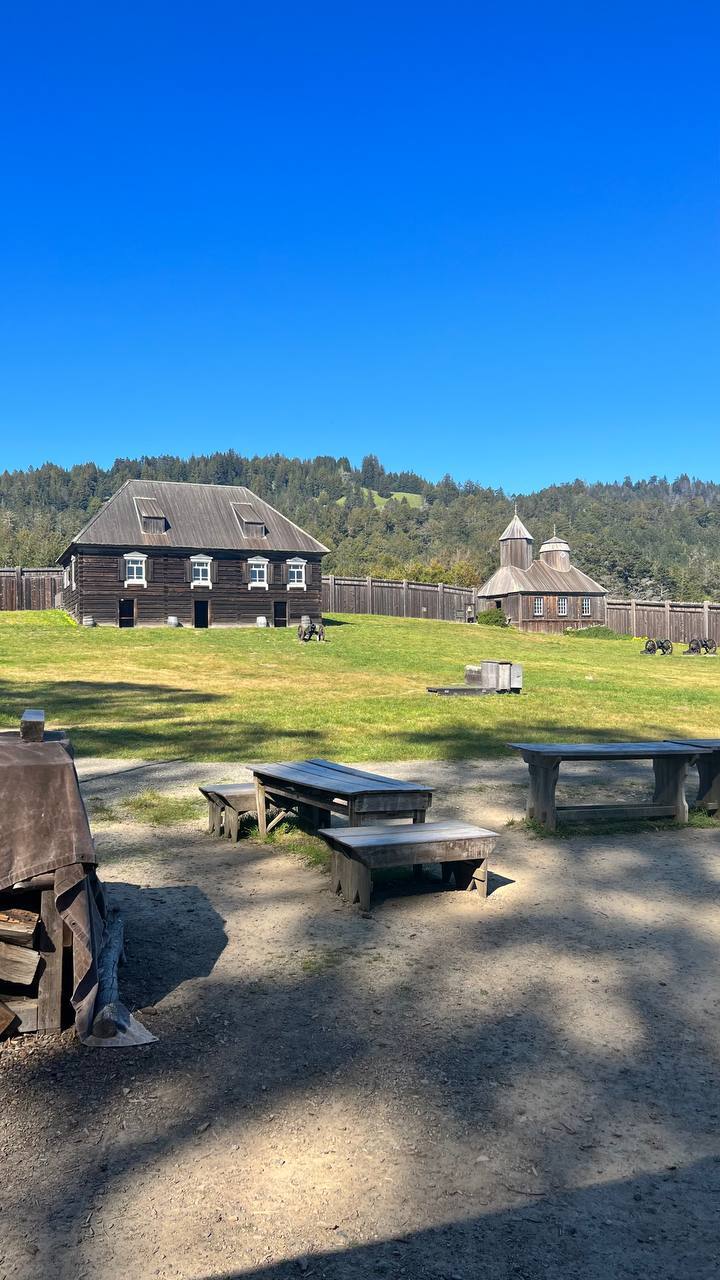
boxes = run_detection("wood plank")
[555,803,676,821]
[20,708,45,742]
[321,821,497,846]
[0,908,39,946]
[508,741,711,759]
[0,939,41,985]
[37,890,64,1032]
[305,758,431,791]
[0,998,18,1037]
[2,996,37,1033]
[256,759,430,796]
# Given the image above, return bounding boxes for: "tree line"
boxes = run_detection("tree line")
[1,451,719,600]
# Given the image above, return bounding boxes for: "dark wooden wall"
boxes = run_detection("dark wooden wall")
[62,550,324,626]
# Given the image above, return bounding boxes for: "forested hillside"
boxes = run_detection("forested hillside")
[1,451,719,599]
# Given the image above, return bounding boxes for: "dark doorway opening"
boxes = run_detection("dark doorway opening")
[118,598,135,628]
[273,600,287,628]
[194,599,209,629]
[495,600,503,610]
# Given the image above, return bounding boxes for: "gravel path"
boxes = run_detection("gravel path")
[1,757,719,1279]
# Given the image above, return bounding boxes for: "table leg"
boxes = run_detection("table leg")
[225,807,239,841]
[696,752,720,811]
[653,757,689,823]
[255,777,268,836]
[529,762,559,830]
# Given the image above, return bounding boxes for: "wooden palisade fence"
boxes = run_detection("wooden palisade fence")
[0,567,63,612]
[2,565,720,644]
[322,575,720,643]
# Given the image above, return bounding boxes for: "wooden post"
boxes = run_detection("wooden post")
[402,580,408,617]
[14,566,22,612]
[704,600,710,636]
[366,575,373,614]
[254,777,268,836]
[665,600,671,637]
[630,599,637,637]
[329,574,336,611]
[653,757,688,824]
[438,583,444,620]
[37,889,64,1032]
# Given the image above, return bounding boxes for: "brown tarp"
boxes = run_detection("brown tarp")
[0,741,105,1041]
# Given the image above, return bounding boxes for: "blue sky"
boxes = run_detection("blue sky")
[0,3,718,490]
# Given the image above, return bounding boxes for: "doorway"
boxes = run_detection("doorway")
[273,600,287,628]
[118,598,135,628]
[194,599,209,629]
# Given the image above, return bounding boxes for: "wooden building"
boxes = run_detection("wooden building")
[57,479,329,628]
[477,512,607,632]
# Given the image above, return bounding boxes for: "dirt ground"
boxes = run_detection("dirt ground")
[2,756,720,1280]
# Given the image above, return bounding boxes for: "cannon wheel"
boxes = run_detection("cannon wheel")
[316,623,326,642]
[704,638,717,654]
[686,638,702,655]
[659,639,673,655]
[644,639,657,654]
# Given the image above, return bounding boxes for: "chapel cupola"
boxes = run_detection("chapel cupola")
[538,529,571,572]
[499,508,534,570]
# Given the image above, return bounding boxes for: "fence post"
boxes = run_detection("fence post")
[402,580,408,617]
[328,575,336,611]
[366,575,373,614]
[665,600,671,636]
[629,599,636,637]
[437,582,444,619]
[704,600,710,636]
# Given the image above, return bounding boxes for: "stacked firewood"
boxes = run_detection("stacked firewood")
[0,902,47,1036]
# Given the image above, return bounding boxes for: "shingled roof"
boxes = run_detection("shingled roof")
[478,561,605,597]
[61,480,330,557]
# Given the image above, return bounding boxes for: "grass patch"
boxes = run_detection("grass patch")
[513,809,720,839]
[566,625,625,640]
[121,790,205,825]
[255,821,331,870]
[1,609,720,762]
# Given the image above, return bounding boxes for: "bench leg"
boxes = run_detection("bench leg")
[255,778,268,836]
[449,859,488,899]
[332,849,372,910]
[225,807,239,841]
[695,754,720,811]
[207,799,216,833]
[653,757,689,823]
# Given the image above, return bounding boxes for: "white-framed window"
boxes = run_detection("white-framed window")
[248,556,269,589]
[558,595,568,618]
[286,557,307,590]
[63,564,70,590]
[533,596,544,617]
[191,554,212,588]
[124,552,147,588]
[582,596,591,617]
[70,555,76,591]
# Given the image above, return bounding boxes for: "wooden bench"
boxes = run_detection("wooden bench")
[199,784,257,841]
[319,820,497,911]
[508,740,710,832]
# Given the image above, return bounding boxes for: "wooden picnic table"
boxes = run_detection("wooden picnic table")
[507,741,711,832]
[666,739,720,812]
[252,758,433,836]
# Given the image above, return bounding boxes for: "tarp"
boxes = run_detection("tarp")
[0,741,154,1046]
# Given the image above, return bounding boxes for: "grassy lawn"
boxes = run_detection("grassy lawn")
[1,609,719,762]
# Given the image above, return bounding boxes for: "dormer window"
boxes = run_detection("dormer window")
[248,556,269,589]
[232,503,267,539]
[135,497,167,534]
[124,552,147,587]
[286,558,307,589]
[191,555,212,588]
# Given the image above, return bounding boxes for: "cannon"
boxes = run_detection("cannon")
[642,638,673,655]
[683,636,717,656]
[297,616,326,643]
